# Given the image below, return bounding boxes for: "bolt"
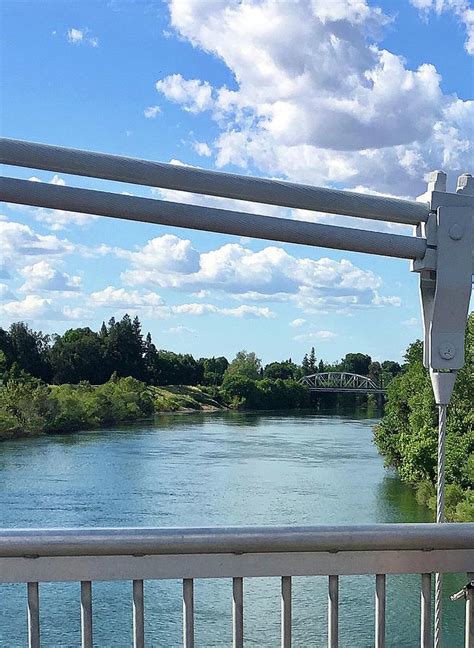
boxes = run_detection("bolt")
[449,224,463,240]
[439,343,456,360]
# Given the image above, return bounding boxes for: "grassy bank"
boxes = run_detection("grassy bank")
[0,376,224,441]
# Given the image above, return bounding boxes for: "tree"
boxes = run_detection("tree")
[103,314,146,380]
[309,347,316,373]
[318,359,325,373]
[50,328,107,384]
[302,354,310,374]
[224,350,261,380]
[341,353,371,376]
[374,314,474,522]
[2,322,52,382]
[201,356,229,385]
[264,361,297,381]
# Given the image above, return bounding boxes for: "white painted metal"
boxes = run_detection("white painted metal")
[421,573,432,648]
[27,582,40,648]
[281,576,292,648]
[183,578,194,648]
[466,573,473,648]
[300,372,384,393]
[232,577,243,648]
[0,138,430,225]
[375,574,386,648]
[2,524,471,557]
[2,548,472,583]
[0,177,427,261]
[328,575,339,648]
[133,579,145,648]
[81,581,93,648]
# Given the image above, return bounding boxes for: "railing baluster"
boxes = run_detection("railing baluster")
[281,576,292,648]
[27,582,40,648]
[421,573,432,648]
[328,575,339,648]
[232,577,243,648]
[466,572,473,648]
[183,578,194,648]
[81,581,93,648]
[133,580,145,648]
[375,574,386,648]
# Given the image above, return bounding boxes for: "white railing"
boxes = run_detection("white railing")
[1,524,473,648]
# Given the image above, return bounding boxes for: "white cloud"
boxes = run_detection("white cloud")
[0,295,85,322]
[163,0,473,197]
[402,317,420,327]
[67,28,99,47]
[121,235,398,312]
[19,261,81,293]
[293,330,336,342]
[0,283,15,300]
[1,220,73,260]
[410,0,474,55]
[192,141,212,157]
[144,105,161,118]
[165,325,196,334]
[156,74,213,113]
[290,318,306,328]
[171,303,275,318]
[87,286,274,319]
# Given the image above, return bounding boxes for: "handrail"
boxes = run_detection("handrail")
[0,177,427,260]
[0,137,430,225]
[1,524,473,557]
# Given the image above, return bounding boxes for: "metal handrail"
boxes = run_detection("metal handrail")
[0,137,430,225]
[1,523,473,557]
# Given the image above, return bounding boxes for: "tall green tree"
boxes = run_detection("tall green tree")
[224,350,261,380]
[0,322,52,382]
[50,328,107,384]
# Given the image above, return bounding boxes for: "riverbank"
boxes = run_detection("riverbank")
[0,377,225,441]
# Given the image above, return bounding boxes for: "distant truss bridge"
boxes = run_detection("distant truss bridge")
[299,372,386,394]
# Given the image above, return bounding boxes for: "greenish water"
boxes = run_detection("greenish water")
[0,411,465,646]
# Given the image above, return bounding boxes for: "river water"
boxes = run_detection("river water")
[0,411,465,646]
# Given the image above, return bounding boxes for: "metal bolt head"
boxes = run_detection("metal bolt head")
[439,343,456,360]
[449,224,463,240]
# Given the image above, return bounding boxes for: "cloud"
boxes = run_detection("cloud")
[290,318,306,328]
[293,330,337,342]
[162,0,473,197]
[165,325,196,334]
[1,220,73,260]
[144,105,161,118]
[410,0,474,55]
[88,286,274,319]
[0,283,15,300]
[156,73,213,113]
[121,235,398,312]
[19,261,81,293]
[402,317,420,327]
[67,28,99,47]
[192,141,212,157]
[0,295,86,322]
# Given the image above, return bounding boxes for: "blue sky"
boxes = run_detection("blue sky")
[1,0,473,365]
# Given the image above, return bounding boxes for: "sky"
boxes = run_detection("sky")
[1,0,473,365]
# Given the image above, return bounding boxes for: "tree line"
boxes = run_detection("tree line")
[0,316,402,389]
[374,313,473,522]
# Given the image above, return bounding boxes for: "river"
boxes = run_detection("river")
[0,411,465,646]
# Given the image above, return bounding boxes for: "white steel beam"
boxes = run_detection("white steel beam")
[0,137,430,225]
[0,177,427,261]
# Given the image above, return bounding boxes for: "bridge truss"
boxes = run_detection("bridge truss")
[300,372,385,394]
